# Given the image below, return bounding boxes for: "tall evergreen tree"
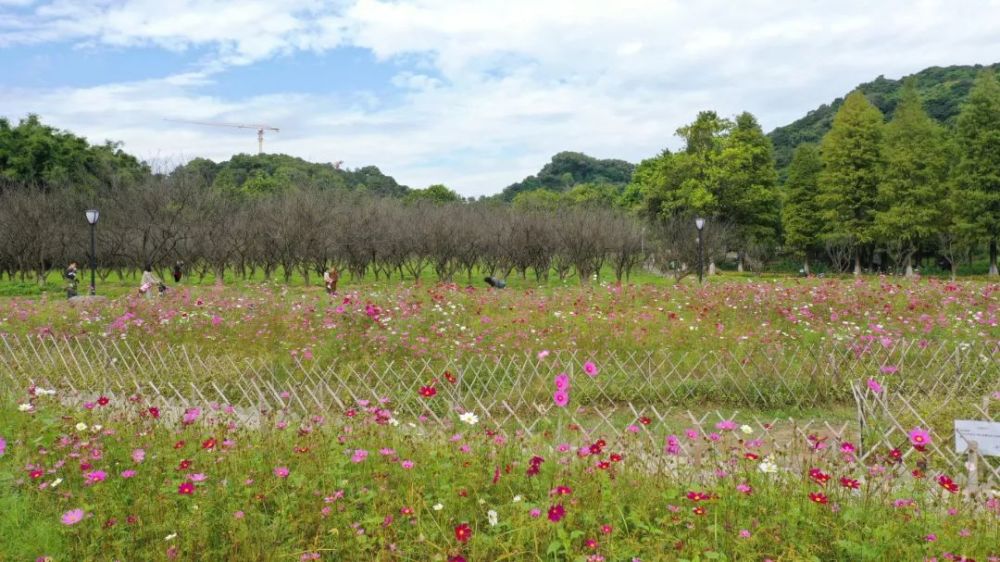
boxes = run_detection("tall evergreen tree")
[875,79,950,276]
[714,112,780,270]
[781,144,823,274]
[817,90,884,275]
[955,70,1000,275]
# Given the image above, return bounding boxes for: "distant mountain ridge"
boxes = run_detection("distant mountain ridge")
[768,63,1000,172]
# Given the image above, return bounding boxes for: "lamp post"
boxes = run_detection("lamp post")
[85,209,99,295]
[695,217,705,284]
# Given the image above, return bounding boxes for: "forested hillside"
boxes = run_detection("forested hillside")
[768,63,1000,172]
[499,152,634,202]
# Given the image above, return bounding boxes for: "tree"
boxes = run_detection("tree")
[405,184,461,204]
[875,79,951,276]
[781,144,823,274]
[817,90,884,275]
[713,112,780,270]
[955,70,1000,275]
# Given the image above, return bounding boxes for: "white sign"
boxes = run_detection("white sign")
[954,420,1000,457]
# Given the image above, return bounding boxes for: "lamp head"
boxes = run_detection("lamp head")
[85,209,100,225]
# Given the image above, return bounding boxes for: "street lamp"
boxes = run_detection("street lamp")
[694,217,705,284]
[85,209,99,295]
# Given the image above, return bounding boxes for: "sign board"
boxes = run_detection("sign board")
[954,420,1000,457]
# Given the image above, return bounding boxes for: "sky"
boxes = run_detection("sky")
[2,1,1000,197]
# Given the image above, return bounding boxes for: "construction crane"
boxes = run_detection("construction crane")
[165,119,280,155]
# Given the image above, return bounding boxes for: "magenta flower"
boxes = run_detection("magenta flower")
[529,508,541,518]
[182,408,201,425]
[274,466,290,478]
[401,460,414,469]
[866,379,883,393]
[715,420,737,431]
[553,390,569,408]
[351,449,368,463]
[0,436,6,456]
[120,470,137,479]
[908,427,931,447]
[879,365,898,374]
[547,504,566,522]
[61,509,85,526]
[554,373,570,391]
[583,361,599,377]
[684,428,698,440]
[84,470,107,485]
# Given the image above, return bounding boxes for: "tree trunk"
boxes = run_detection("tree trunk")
[951,260,958,281]
[853,253,862,276]
[737,252,744,273]
[991,238,998,276]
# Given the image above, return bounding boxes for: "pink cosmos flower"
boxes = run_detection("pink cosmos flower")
[867,379,884,393]
[0,436,6,456]
[189,473,207,482]
[529,508,541,518]
[554,373,570,391]
[234,511,245,519]
[537,350,550,360]
[626,425,639,433]
[553,390,569,408]
[120,470,137,479]
[583,361,599,377]
[879,365,898,374]
[739,529,751,539]
[132,448,145,463]
[665,435,681,455]
[61,509,85,526]
[182,408,201,425]
[908,427,931,447]
[401,460,414,469]
[84,470,107,485]
[924,534,936,542]
[684,428,698,440]
[715,420,737,431]
[274,466,290,478]
[351,449,368,463]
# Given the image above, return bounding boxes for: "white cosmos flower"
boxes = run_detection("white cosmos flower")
[388,417,400,427]
[513,495,523,503]
[75,423,88,432]
[740,425,753,435]
[18,403,32,412]
[459,412,479,425]
[51,478,63,488]
[487,510,498,526]
[432,503,443,511]
[91,425,103,433]
[758,457,778,474]
[165,533,177,541]
[36,388,56,396]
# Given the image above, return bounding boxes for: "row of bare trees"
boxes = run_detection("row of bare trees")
[0,178,731,285]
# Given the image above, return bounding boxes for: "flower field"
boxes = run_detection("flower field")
[1,277,999,560]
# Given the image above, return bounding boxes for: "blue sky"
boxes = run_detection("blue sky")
[2,0,1000,196]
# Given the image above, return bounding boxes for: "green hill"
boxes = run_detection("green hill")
[768,63,1000,173]
[499,151,634,201]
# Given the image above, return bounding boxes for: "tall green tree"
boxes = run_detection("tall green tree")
[404,184,461,204]
[875,79,951,276]
[817,90,884,275]
[781,144,823,274]
[714,112,780,270]
[955,69,1000,275]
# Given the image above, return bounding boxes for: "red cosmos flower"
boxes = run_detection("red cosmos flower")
[639,416,652,426]
[808,492,829,504]
[585,538,599,549]
[173,441,185,450]
[418,385,437,398]
[937,475,960,493]
[400,506,414,516]
[589,443,602,454]
[447,556,466,562]
[345,409,357,418]
[686,491,713,502]
[178,481,195,495]
[178,459,192,470]
[201,438,216,450]
[809,468,831,485]
[29,469,43,479]
[597,461,611,470]
[840,477,861,489]
[692,506,707,516]
[609,453,623,463]
[744,453,760,460]
[454,523,473,543]
[552,485,572,496]
[97,396,110,406]
[444,371,457,384]
[888,448,903,462]
[295,446,310,454]
[148,407,160,419]
[547,504,566,522]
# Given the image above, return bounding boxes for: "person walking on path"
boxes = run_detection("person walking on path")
[323,267,340,295]
[140,265,165,297]
[172,261,183,284]
[65,262,78,299]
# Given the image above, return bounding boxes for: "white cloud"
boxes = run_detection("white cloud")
[3,0,1000,196]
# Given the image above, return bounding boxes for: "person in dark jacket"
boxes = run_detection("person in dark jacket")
[484,276,506,289]
[172,261,183,283]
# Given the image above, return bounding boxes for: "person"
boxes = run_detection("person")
[323,267,340,295]
[65,262,79,299]
[139,265,164,297]
[172,261,183,284]
[484,276,506,289]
